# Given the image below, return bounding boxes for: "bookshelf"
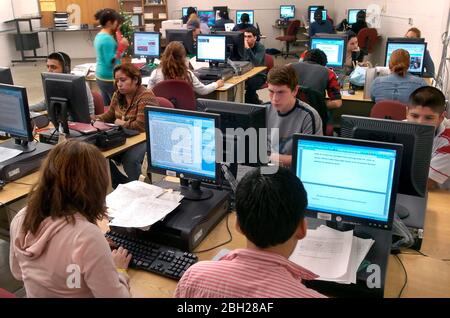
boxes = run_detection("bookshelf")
[121,0,168,32]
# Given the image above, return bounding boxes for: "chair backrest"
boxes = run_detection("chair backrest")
[370,100,407,120]
[0,288,16,298]
[264,54,274,72]
[286,20,301,36]
[297,85,328,134]
[152,79,196,111]
[92,90,105,115]
[155,96,175,108]
[357,28,378,54]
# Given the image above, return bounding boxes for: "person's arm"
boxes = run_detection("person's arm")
[428,149,450,188]
[302,107,323,136]
[423,50,435,78]
[270,153,292,167]
[246,43,265,66]
[85,83,95,116]
[101,36,118,67]
[122,90,159,131]
[9,210,26,281]
[147,68,160,89]
[29,99,47,112]
[327,99,342,109]
[190,71,222,95]
[326,70,342,109]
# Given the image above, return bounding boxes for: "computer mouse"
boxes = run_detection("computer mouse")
[348,89,355,95]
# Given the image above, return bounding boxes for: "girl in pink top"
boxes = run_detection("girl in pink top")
[9,140,132,298]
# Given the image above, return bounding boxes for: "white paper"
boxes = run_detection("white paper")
[0,147,23,163]
[221,83,234,89]
[190,56,209,71]
[141,76,151,86]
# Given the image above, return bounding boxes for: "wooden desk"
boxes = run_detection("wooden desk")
[331,90,375,131]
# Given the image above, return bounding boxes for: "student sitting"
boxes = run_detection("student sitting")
[349,10,368,35]
[182,7,196,24]
[30,52,94,115]
[232,13,254,31]
[309,9,334,37]
[370,49,427,104]
[174,166,326,298]
[406,86,450,190]
[148,41,224,95]
[96,63,159,187]
[343,31,367,75]
[9,140,132,297]
[293,49,342,109]
[186,14,210,34]
[405,27,435,78]
[243,27,266,104]
[214,9,234,31]
[266,65,323,167]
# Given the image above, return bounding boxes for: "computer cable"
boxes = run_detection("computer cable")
[394,254,408,298]
[193,211,233,254]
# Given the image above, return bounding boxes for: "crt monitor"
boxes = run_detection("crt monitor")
[236,10,254,25]
[41,72,90,135]
[0,84,35,153]
[0,67,14,85]
[145,106,220,201]
[196,98,267,166]
[292,134,402,232]
[213,6,228,20]
[310,36,346,68]
[196,34,227,64]
[182,7,197,17]
[133,32,160,60]
[309,7,327,22]
[280,5,295,19]
[198,10,215,27]
[166,29,195,55]
[348,9,365,24]
[215,31,245,61]
[385,40,427,76]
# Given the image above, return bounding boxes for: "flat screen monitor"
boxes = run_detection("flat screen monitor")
[341,115,434,199]
[385,41,427,76]
[166,29,194,55]
[310,36,346,68]
[182,7,197,17]
[145,106,220,200]
[310,8,327,23]
[214,31,245,61]
[196,34,227,63]
[41,72,90,134]
[0,67,14,85]
[236,10,254,25]
[292,134,402,231]
[280,5,295,19]
[348,9,365,24]
[0,84,35,152]
[198,10,215,27]
[197,98,267,166]
[133,32,160,59]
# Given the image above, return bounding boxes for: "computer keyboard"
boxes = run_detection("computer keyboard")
[200,79,216,85]
[105,230,198,280]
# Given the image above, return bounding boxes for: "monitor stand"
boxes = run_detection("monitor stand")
[179,177,213,201]
[0,138,36,153]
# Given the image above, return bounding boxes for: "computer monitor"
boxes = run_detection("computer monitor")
[236,10,254,25]
[196,98,267,166]
[0,67,14,85]
[182,7,197,17]
[309,7,327,23]
[198,10,215,27]
[348,9,365,24]
[145,106,220,201]
[196,34,227,65]
[310,36,346,68]
[385,40,427,76]
[341,115,434,199]
[41,73,90,135]
[214,31,245,61]
[292,134,402,232]
[386,37,425,43]
[166,29,195,55]
[213,6,228,20]
[280,5,295,20]
[133,32,160,61]
[0,84,35,153]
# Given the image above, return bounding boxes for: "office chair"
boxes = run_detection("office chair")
[370,100,407,120]
[357,28,378,55]
[92,91,106,115]
[153,80,196,111]
[0,288,16,298]
[296,85,329,135]
[258,54,274,90]
[276,20,301,58]
[155,96,175,108]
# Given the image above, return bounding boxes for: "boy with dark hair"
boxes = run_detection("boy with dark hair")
[174,167,325,298]
[406,86,450,189]
[232,13,254,31]
[309,9,334,37]
[266,65,323,167]
[243,27,266,104]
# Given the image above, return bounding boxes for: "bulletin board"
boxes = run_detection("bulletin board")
[38,0,119,27]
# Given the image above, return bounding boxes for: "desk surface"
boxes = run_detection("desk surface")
[122,189,450,298]
[215,66,267,92]
[340,90,372,102]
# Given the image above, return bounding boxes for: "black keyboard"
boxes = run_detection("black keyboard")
[105,230,198,280]
[200,79,216,85]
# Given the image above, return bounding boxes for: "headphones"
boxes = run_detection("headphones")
[55,52,70,74]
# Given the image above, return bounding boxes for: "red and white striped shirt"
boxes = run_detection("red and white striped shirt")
[430,117,450,189]
[174,248,326,298]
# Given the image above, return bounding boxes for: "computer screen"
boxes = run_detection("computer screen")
[280,5,295,19]
[213,6,228,20]
[385,41,427,76]
[0,84,34,152]
[215,31,245,61]
[145,106,220,200]
[292,134,402,230]
[0,67,14,85]
[166,29,194,55]
[133,32,160,59]
[348,9,365,24]
[182,7,197,17]
[310,37,346,68]
[341,115,434,198]
[198,10,215,27]
[197,35,227,63]
[310,8,327,22]
[236,10,254,25]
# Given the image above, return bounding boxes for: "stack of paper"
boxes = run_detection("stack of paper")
[106,181,183,229]
[289,225,374,284]
[71,63,96,76]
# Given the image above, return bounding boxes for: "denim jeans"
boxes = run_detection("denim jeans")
[96,79,115,106]
[110,142,147,187]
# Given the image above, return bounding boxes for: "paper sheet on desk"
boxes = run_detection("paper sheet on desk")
[0,147,23,163]
[221,83,234,89]
[190,56,209,70]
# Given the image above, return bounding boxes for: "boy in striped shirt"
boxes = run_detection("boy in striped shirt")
[174,167,325,298]
[406,86,450,190]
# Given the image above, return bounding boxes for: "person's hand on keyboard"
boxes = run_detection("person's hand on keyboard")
[112,246,132,270]
[216,79,225,88]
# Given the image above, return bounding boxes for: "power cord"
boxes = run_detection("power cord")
[194,211,233,254]
[394,254,408,298]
